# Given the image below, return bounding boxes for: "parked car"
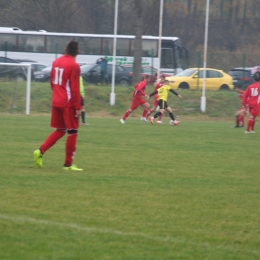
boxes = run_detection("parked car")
[123,65,157,83]
[34,65,52,82]
[19,62,47,73]
[13,59,47,79]
[166,68,234,90]
[228,67,256,89]
[80,63,131,86]
[0,56,27,81]
[122,65,171,84]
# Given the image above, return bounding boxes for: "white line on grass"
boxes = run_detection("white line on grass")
[0,213,176,242]
[0,213,259,256]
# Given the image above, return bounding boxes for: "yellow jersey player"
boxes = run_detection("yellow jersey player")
[147,80,183,125]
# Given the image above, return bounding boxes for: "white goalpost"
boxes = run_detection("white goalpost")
[0,63,31,115]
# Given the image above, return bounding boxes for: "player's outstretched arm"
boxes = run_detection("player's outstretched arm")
[149,90,158,98]
[169,89,183,100]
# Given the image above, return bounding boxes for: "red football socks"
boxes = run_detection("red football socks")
[236,117,240,127]
[65,133,78,166]
[239,115,244,126]
[122,110,131,120]
[40,129,66,154]
[247,118,254,132]
[142,108,149,118]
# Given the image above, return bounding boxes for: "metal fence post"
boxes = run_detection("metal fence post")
[243,53,246,88]
[151,49,154,77]
[55,43,58,59]
[5,41,8,61]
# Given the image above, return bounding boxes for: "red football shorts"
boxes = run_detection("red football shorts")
[51,106,79,130]
[130,96,147,110]
[249,106,259,117]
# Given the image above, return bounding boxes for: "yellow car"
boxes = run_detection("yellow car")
[166,68,234,90]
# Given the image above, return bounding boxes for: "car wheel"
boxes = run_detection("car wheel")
[178,82,189,89]
[219,84,229,90]
[118,79,129,86]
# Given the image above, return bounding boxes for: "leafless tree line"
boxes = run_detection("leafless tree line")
[1,0,260,76]
[1,0,260,51]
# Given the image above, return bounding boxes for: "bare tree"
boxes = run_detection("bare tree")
[76,0,115,33]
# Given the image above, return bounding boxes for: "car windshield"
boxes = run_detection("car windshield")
[143,67,155,74]
[42,65,52,71]
[80,64,96,73]
[228,70,249,76]
[176,69,196,77]
[124,66,133,72]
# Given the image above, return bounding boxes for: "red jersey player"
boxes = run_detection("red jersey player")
[120,75,151,124]
[146,75,165,124]
[34,40,83,170]
[233,87,246,128]
[242,72,260,134]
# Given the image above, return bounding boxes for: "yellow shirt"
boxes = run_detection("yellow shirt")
[157,84,172,101]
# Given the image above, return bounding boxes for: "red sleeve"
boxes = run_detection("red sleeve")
[50,64,54,90]
[154,82,161,91]
[242,88,249,106]
[135,81,146,96]
[70,64,81,110]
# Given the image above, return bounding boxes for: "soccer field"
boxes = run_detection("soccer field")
[0,115,259,260]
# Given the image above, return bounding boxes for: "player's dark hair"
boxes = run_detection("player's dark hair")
[254,72,260,82]
[65,40,79,57]
[145,75,151,80]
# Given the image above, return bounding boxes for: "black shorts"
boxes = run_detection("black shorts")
[158,99,168,109]
[81,97,84,106]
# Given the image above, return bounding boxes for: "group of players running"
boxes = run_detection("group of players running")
[120,75,183,126]
[120,70,260,135]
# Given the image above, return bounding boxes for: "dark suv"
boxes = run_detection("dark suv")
[228,67,254,89]
[0,56,27,81]
[80,63,131,86]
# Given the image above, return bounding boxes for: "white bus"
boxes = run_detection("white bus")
[0,27,188,75]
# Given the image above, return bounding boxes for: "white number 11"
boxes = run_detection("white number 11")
[53,67,64,85]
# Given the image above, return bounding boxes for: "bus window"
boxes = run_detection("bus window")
[82,37,101,55]
[100,38,130,56]
[46,36,73,53]
[0,34,16,51]
[161,48,173,68]
[117,39,130,56]
[102,38,113,55]
[142,40,157,57]
[130,39,157,57]
[130,39,134,56]
[77,37,102,55]
[174,45,182,69]
[18,35,45,52]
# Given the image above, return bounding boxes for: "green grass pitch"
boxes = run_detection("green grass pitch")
[0,115,260,260]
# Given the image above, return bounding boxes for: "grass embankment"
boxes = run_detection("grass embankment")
[0,81,240,120]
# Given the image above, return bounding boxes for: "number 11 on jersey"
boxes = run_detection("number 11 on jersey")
[53,67,64,85]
